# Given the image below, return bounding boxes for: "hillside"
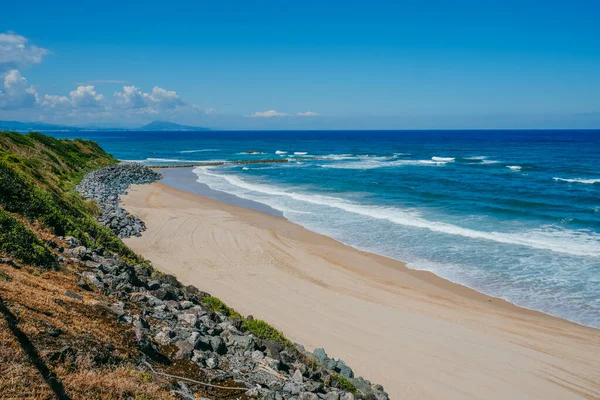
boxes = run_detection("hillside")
[0,131,388,400]
[0,120,210,132]
[138,121,210,131]
[0,120,83,132]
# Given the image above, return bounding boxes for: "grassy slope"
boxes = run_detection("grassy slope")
[0,131,310,398]
[0,131,140,266]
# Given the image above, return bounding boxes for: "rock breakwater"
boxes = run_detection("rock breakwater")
[76,162,162,238]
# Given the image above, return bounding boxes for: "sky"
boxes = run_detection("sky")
[1,0,599,129]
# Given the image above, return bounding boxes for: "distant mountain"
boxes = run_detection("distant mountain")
[0,120,211,132]
[0,120,83,132]
[138,121,210,131]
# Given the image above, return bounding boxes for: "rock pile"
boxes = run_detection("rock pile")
[55,236,389,400]
[76,162,161,238]
[72,163,389,399]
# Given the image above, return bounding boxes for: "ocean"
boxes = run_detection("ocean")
[50,130,600,327]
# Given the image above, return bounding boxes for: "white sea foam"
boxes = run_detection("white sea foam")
[293,152,308,155]
[192,167,600,257]
[320,159,447,169]
[507,165,522,171]
[179,149,220,153]
[242,167,249,170]
[320,154,355,160]
[432,156,455,162]
[146,158,195,163]
[275,150,287,155]
[237,151,266,155]
[553,177,600,184]
[143,158,225,163]
[480,160,500,164]
[465,156,487,160]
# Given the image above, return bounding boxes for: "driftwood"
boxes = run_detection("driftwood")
[146,363,247,391]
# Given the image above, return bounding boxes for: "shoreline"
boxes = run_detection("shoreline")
[157,167,597,329]
[121,177,600,399]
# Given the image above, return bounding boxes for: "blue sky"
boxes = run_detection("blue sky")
[1,0,599,129]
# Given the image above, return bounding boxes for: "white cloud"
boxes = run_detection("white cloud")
[146,86,185,109]
[204,107,217,115]
[0,31,50,70]
[0,33,27,45]
[0,70,38,109]
[41,94,70,109]
[251,109,289,117]
[70,85,104,108]
[113,85,186,111]
[296,111,319,117]
[114,85,146,108]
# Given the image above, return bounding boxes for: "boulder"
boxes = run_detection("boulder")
[174,339,195,360]
[313,348,328,363]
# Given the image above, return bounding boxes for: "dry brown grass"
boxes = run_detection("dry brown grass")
[0,261,173,399]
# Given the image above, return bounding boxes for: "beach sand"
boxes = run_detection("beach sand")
[122,179,600,400]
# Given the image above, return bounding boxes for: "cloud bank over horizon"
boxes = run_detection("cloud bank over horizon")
[0,30,597,130]
[0,32,323,128]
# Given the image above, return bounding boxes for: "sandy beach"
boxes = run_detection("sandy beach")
[122,177,600,400]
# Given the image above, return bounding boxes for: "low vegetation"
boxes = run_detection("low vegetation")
[202,296,296,351]
[331,373,359,395]
[0,210,56,268]
[0,131,141,264]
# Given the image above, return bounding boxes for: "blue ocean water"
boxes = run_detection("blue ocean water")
[52,130,600,327]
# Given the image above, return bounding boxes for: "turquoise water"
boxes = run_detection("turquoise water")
[52,130,600,327]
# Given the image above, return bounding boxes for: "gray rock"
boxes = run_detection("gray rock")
[206,356,219,369]
[299,393,318,400]
[154,328,174,346]
[65,291,83,301]
[324,392,340,400]
[313,348,328,363]
[334,360,354,379]
[147,280,161,290]
[292,369,304,383]
[228,334,256,351]
[174,339,195,360]
[304,381,324,393]
[177,312,198,327]
[251,350,265,362]
[283,382,302,395]
[209,336,227,355]
[340,392,354,400]
[81,272,104,288]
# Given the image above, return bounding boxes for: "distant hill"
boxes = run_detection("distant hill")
[138,121,210,131]
[0,120,83,132]
[0,120,210,132]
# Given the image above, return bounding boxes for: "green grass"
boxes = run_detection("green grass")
[0,271,9,281]
[0,210,56,268]
[202,295,297,351]
[0,131,143,264]
[244,319,294,349]
[202,296,243,320]
[331,373,359,394]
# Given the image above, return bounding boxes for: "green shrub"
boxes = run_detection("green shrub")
[139,371,153,383]
[244,319,294,349]
[202,296,243,320]
[202,296,297,350]
[0,132,142,264]
[0,210,56,268]
[331,373,358,394]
